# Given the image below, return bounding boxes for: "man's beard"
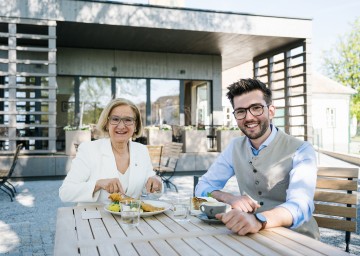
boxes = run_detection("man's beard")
[240,119,269,140]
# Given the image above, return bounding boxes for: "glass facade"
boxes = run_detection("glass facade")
[54,76,210,152]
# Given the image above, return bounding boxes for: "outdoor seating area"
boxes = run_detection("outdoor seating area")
[0,0,359,255]
[1,163,359,255]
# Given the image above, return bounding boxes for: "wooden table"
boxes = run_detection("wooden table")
[54,205,348,256]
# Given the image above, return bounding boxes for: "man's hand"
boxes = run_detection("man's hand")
[211,191,260,213]
[145,175,162,193]
[216,209,262,235]
[228,194,261,212]
[94,178,124,194]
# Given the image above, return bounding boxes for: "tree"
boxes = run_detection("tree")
[322,17,360,134]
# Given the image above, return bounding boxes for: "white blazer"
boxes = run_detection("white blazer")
[59,138,156,204]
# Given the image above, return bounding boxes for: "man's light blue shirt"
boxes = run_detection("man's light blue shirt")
[195,125,317,229]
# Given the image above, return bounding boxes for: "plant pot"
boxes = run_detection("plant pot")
[65,130,91,156]
[182,130,208,153]
[216,130,242,152]
[146,129,172,145]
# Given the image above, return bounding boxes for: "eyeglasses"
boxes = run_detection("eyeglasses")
[233,104,269,120]
[108,116,136,126]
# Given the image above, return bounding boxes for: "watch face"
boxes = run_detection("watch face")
[255,213,266,223]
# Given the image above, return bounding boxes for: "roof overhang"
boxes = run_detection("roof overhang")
[0,0,312,71]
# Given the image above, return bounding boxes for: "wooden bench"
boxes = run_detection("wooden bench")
[314,166,359,252]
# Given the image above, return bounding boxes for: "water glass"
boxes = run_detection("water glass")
[173,196,190,221]
[120,200,141,228]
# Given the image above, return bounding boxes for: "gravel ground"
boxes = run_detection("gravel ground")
[0,153,359,255]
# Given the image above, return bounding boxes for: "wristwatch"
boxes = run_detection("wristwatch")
[254,213,267,230]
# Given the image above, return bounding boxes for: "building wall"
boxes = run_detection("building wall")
[312,94,351,152]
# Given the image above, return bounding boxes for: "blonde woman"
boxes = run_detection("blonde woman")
[59,98,162,204]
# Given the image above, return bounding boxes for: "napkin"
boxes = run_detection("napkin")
[81,210,102,220]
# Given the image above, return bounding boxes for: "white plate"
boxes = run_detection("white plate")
[104,200,172,217]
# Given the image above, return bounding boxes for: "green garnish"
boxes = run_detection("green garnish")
[207,192,213,198]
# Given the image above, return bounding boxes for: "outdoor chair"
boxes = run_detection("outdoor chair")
[0,143,23,201]
[146,145,163,169]
[314,166,359,253]
[154,142,183,192]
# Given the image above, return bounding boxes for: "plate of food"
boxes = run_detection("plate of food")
[105,193,172,217]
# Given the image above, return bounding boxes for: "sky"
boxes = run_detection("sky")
[119,0,360,73]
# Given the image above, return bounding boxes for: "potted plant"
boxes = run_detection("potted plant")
[216,126,242,152]
[64,125,91,156]
[145,125,172,145]
[182,125,208,153]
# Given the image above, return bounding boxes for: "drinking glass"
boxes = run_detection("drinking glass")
[172,196,190,222]
[120,199,141,228]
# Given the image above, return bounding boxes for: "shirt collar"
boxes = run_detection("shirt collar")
[247,124,277,155]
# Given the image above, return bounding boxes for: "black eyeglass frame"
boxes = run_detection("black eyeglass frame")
[107,115,136,126]
[232,104,270,120]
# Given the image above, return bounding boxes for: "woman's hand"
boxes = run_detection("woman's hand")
[145,175,162,193]
[94,178,124,194]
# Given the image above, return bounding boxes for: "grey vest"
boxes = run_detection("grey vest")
[232,129,319,239]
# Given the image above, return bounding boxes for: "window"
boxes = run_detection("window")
[326,108,336,128]
[150,80,180,125]
[116,78,147,126]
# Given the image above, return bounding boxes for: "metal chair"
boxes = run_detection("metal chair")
[0,143,23,201]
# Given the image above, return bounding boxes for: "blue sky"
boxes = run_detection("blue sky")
[120,0,360,72]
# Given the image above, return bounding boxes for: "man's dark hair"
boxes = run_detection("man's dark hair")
[226,78,272,107]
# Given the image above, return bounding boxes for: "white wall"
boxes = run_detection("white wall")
[312,94,351,152]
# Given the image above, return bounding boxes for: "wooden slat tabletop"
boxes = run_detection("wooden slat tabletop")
[54,205,349,256]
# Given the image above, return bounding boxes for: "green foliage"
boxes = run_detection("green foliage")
[322,18,360,122]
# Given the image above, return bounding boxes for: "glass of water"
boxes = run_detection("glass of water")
[173,196,190,222]
[120,199,141,228]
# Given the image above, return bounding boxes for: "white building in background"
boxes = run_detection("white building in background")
[311,72,356,153]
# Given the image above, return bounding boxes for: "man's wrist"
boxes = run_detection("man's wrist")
[254,212,267,230]
[209,190,222,201]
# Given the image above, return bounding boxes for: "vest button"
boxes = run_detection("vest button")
[255,180,259,185]
[258,191,262,195]
[260,202,264,206]
[253,169,257,173]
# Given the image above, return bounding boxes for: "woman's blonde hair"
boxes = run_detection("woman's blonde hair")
[96,98,143,139]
